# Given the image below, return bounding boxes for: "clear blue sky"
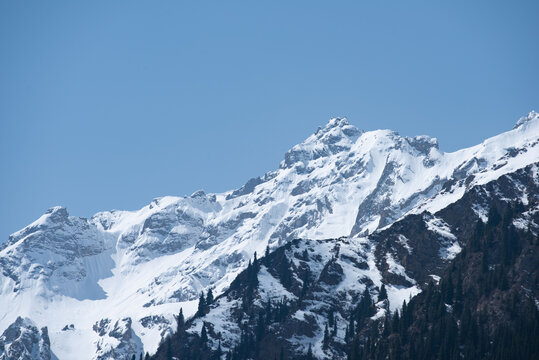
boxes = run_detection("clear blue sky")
[1,1,538,240]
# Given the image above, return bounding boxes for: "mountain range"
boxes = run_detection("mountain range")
[1,111,538,359]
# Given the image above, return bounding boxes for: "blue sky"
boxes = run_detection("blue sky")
[1,1,538,240]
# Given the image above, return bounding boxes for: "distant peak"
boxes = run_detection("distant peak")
[327,117,350,128]
[316,117,357,135]
[281,117,362,169]
[514,110,538,129]
[45,206,69,220]
[191,190,206,198]
[45,206,67,214]
[315,117,362,140]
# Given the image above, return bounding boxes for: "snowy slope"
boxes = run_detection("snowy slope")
[1,111,538,359]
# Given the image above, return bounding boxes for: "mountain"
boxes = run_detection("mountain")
[1,112,538,359]
[150,163,539,360]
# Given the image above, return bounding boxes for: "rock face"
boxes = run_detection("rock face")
[0,112,538,359]
[0,317,53,360]
[93,318,143,360]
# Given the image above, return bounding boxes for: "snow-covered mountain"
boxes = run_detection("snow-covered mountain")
[1,111,538,359]
[156,163,539,360]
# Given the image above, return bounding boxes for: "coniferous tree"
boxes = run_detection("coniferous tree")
[278,258,292,289]
[264,245,270,265]
[197,292,206,316]
[200,323,208,345]
[470,220,484,252]
[176,307,185,330]
[323,323,330,350]
[306,344,313,360]
[454,272,463,315]
[392,309,401,334]
[378,284,388,301]
[166,338,172,360]
[207,288,214,305]
[253,251,259,270]
[256,311,265,341]
[487,204,501,228]
[382,314,390,337]
[215,340,222,360]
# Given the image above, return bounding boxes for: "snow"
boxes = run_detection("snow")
[386,285,421,312]
[440,242,462,260]
[257,267,297,301]
[397,235,412,254]
[472,204,489,223]
[426,217,457,240]
[425,217,462,260]
[385,253,415,284]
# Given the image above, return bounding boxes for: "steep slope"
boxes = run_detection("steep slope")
[151,163,539,360]
[1,112,538,359]
[350,195,539,359]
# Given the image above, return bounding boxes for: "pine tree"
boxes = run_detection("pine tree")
[323,323,330,350]
[391,309,400,333]
[487,204,501,228]
[502,203,514,227]
[177,307,185,330]
[197,292,206,316]
[216,340,222,360]
[382,314,390,337]
[378,284,388,301]
[201,323,208,344]
[207,288,214,305]
[253,251,259,271]
[348,314,355,339]
[278,258,292,289]
[454,272,463,315]
[328,308,335,327]
[441,275,454,305]
[306,344,313,360]
[166,338,172,360]
[256,311,265,340]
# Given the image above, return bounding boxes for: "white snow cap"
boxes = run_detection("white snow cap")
[514,110,538,129]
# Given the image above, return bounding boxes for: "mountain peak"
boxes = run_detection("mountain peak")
[44,206,69,223]
[514,110,538,129]
[324,116,350,128]
[281,117,362,169]
[315,117,361,139]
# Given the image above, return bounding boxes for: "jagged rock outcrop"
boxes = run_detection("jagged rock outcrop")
[0,317,53,360]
